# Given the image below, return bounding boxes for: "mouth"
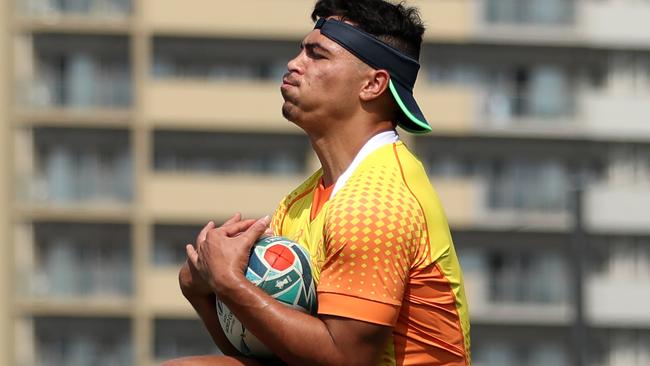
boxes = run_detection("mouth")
[281,74,299,88]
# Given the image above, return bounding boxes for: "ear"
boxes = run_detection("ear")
[359,69,390,102]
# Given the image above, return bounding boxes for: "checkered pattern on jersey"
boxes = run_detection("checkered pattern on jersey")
[319,163,428,304]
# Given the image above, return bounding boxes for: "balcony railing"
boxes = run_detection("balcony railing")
[25,223,133,298]
[17,128,133,205]
[482,92,574,126]
[154,319,220,361]
[34,317,132,366]
[20,73,131,110]
[484,0,575,26]
[20,0,131,18]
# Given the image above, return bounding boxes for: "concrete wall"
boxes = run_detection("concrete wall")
[579,0,650,46]
[585,184,650,233]
[146,173,304,221]
[581,92,650,139]
[587,277,650,326]
[0,0,12,364]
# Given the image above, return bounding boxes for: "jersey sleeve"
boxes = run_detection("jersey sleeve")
[316,168,427,326]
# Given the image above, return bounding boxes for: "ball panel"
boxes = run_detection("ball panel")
[264,244,295,271]
[273,280,302,306]
[258,269,301,299]
[247,250,268,279]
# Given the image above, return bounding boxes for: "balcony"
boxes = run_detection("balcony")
[145,80,299,132]
[431,177,484,228]
[19,34,131,112]
[433,175,570,231]
[142,0,312,38]
[16,0,132,35]
[16,128,133,209]
[154,319,220,362]
[580,92,650,139]
[585,184,650,234]
[476,0,579,44]
[587,277,650,327]
[478,90,577,135]
[145,173,303,221]
[19,73,131,112]
[414,0,475,41]
[28,317,132,366]
[15,222,133,301]
[417,85,477,133]
[18,0,131,19]
[461,251,572,325]
[578,0,650,47]
[143,267,193,314]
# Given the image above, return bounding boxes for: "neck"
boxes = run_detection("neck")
[309,120,394,186]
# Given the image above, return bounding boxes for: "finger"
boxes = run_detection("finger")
[264,227,274,236]
[185,246,199,268]
[222,213,242,226]
[221,219,257,237]
[197,221,216,244]
[240,216,271,244]
[186,244,199,267]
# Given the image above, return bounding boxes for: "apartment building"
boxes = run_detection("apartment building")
[2,0,649,365]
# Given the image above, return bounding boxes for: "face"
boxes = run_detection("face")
[280,27,369,132]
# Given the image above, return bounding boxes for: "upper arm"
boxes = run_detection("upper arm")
[311,175,426,362]
[321,315,392,366]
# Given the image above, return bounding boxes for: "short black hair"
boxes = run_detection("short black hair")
[311,0,425,60]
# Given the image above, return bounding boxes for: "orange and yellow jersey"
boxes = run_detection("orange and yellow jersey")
[271,137,471,365]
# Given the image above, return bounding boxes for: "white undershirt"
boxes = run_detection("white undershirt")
[331,130,400,198]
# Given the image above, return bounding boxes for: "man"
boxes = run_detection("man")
[165,1,470,365]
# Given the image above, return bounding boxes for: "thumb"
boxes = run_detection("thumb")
[241,215,271,244]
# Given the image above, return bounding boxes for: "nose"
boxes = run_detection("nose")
[287,50,304,75]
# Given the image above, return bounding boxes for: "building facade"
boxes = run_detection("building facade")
[2,0,650,365]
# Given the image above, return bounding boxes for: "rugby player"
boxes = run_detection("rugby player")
[166,1,470,365]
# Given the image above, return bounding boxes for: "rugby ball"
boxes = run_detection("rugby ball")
[216,236,317,357]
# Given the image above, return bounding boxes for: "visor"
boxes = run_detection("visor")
[314,18,431,134]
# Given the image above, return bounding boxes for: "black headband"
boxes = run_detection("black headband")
[314,17,420,91]
[313,18,431,134]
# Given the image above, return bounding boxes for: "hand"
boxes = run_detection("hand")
[186,215,271,295]
[179,214,246,298]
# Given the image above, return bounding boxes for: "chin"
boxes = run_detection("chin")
[282,103,298,123]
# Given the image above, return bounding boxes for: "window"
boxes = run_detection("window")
[19,0,132,17]
[154,319,220,361]
[27,34,131,109]
[35,317,132,366]
[487,249,568,304]
[488,159,569,211]
[153,37,295,82]
[427,61,574,123]
[594,330,650,366]
[604,237,650,281]
[32,128,132,203]
[475,341,569,366]
[484,66,573,122]
[485,0,575,25]
[31,222,132,297]
[153,224,203,266]
[153,131,308,175]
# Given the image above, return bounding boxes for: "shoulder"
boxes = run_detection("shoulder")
[279,170,321,209]
[271,170,321,233]
[328,143,422,218]
[324,144,426,251]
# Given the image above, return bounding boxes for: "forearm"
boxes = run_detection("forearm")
[184,292,241,356]
[217,278,374,366]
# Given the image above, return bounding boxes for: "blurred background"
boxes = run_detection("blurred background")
[0,0,649,365]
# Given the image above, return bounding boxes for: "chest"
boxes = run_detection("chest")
[276,198,329,283]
